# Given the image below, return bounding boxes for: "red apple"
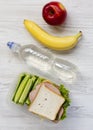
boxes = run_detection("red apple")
[42,1,67,26]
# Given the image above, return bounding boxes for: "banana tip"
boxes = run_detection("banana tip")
[24,19,26,23]
[76,31,82,39]
[79,31,82,35]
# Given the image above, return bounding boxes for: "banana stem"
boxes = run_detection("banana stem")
[75,31,82,39]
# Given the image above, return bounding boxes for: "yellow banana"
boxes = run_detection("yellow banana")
[24,19,82,50]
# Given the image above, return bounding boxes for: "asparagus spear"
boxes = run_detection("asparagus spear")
[25,77,45,105]
[12,73,26,101]
[25,98,30,105]
[19,76,37,104]
[13,74,30,103]
[32,77,45,89]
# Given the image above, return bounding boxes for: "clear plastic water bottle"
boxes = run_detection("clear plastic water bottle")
[7,42,77,83]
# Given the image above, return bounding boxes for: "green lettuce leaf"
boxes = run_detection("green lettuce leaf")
[59,84,71,120]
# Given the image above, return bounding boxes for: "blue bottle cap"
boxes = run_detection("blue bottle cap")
[7,42,15,49]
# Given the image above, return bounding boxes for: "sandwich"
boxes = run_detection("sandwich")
[12,73,70,122]
[29,80,70,121]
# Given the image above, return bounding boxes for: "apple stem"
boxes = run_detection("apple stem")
[49,10,55,15]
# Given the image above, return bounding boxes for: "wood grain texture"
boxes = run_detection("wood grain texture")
[0,0,93,130]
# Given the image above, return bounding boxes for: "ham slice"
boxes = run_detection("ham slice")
[29,84,41,102]
[56,107,64,120]
[43,81,61,95]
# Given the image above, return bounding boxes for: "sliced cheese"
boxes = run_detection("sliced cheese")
[29,84,65,120]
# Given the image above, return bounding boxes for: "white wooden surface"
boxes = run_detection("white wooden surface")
[0,0,93,130]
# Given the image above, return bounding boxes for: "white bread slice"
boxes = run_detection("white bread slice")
[29,84,65,120]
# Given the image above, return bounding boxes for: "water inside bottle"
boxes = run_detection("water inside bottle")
[53,58,77,83]
[19,44,77,83]
[20,44,52,72]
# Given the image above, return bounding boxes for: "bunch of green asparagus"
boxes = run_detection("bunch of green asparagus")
[12,73,44,105]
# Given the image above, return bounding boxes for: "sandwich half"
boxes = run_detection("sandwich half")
[28,81,70,121]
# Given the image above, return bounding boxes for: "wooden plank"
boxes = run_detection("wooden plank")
[0,0,93,130]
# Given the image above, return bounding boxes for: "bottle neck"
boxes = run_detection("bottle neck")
[7,42,21,55]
